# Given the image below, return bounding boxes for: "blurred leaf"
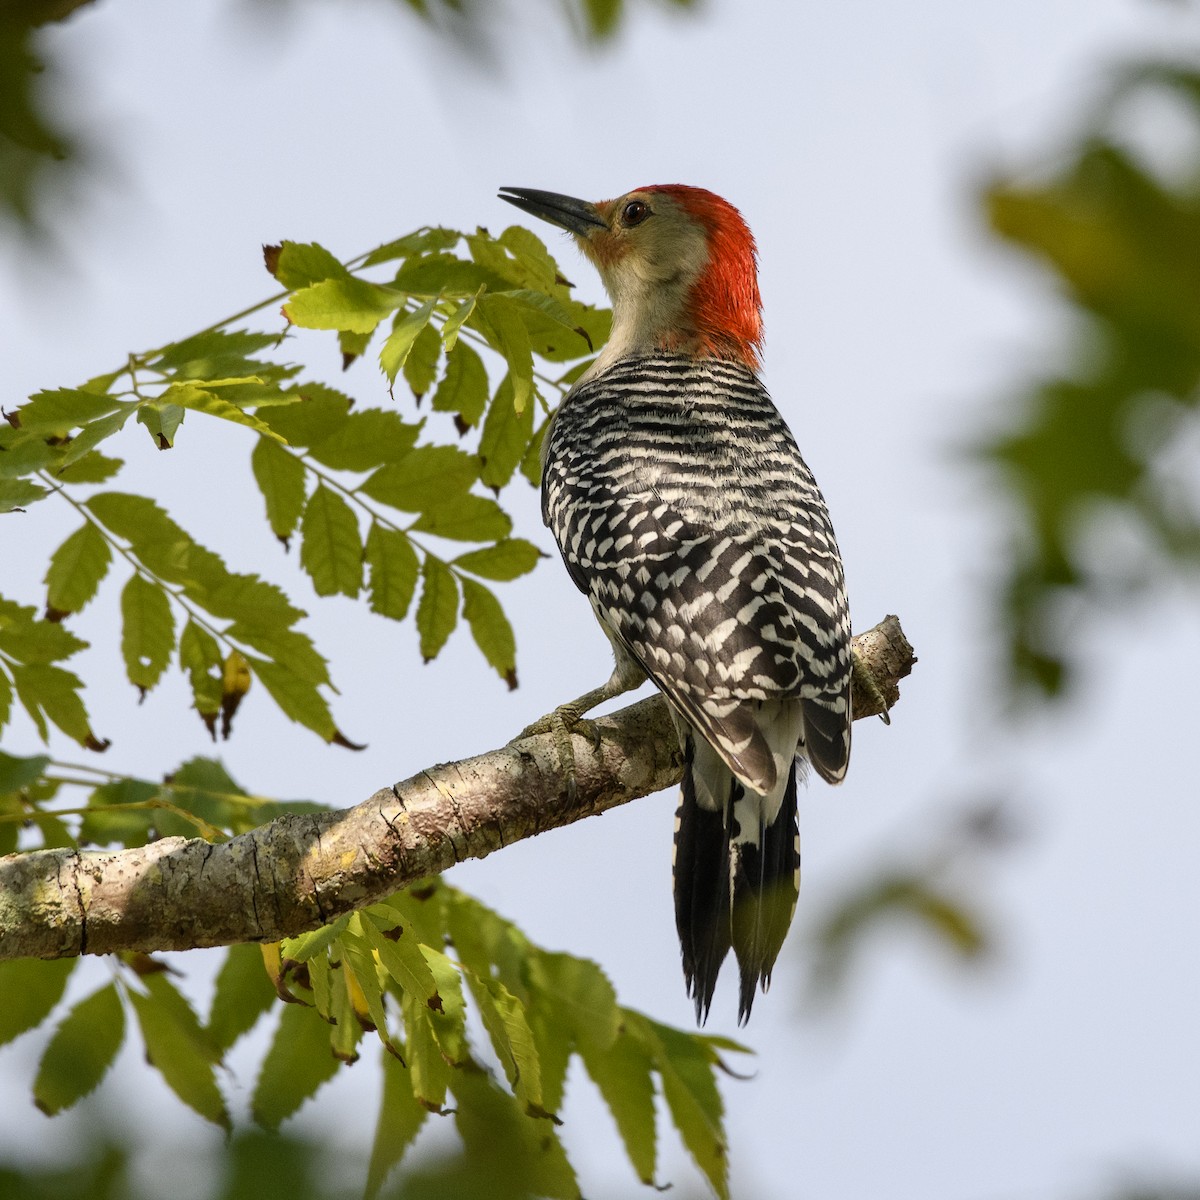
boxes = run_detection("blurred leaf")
[129,974,229,1128]
[251,1000,340,1131]
[0,958,75,1047]
[366,1049,428,1200]
[33,983,125,1115]
[208,943,277,1052]
[578,1028,657,1186]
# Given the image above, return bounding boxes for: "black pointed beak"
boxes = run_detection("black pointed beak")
[498,187,607,238]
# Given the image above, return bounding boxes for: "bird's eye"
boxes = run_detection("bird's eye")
[622,200,650,226]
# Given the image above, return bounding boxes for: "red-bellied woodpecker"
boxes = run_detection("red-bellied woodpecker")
[499,184,853,1023]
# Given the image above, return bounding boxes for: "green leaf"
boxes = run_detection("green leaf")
[178,619,222,727]
[33,983,125,1115]
[136,401,185,449]
[630,1015,729,1200]
[10,662,94,745]
[307,409,422,471]
[269,241,350,289]
[281,915,351,965]
[51,449,124,484]
[579,1029,657,1185]
[365,524,419,621]
[251,1000,340,1131]
[227,623,330,688]
[403,320,443,399]
[164,383,282,440]
[415,944,470,1066]
[0,749,51,795]
[460,577,517,688]
[498,225,560,288]
[77,776,160,846]
[256,384,353,447]
[43,523,112,615]
[16,389,127,433]
[119,573,176,694]
[412,494,512,542]
[207,943,278,1053]
[251,437,307,543]
[521,414,551,486]
[361,910,441,1008]
[379,298,438,386]
[401,995,451,1112]
[0,596,88,663]
[151,328,283,379]
[339,918,395,1044]
[359,445,479,512]
[0,670,11,739]
[392,254,506,297]
[477,294,534,413]
[56,405,137,467]
[468,971,545,1116]
[366,1049,428,1199]
[129,974,229,1128]
[454,538,542,581]
[363,227,461,267]
[479,373,535,490]
[0,476,48,511]
[284,278,403,334]
[432,341,489,428]
[415,557,458,662]
[0,958,75,1047]
[439,288,482,351]
[299,485,363,598]
[246,656,336,740]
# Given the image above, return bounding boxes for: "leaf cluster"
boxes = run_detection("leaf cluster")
[982,64,1200,697]
[2,224,607,752]
[0,873,748,1200]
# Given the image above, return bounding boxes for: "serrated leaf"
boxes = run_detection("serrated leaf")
[256,385,353,446]
[579,1029,657,1185]
[44,523,112,615]
[362,227,461,267]
[477,294,534,413]
[152,328,282,377]
[361,911,441,1008]
[498,225,560,287]
[269,241,350,289]
[119,573,175,694]
[392,254,507,297]
[416,945,469,1065]
[439,289,482,351]
[0,597,88,664]
[453,538,542,581]
[479,373,535,490]
[460,577,517,687]
[365,523,419,621]
[307,409,422,471]
[432,341,489,428]
[412,493,512,542]
[207,944,278,1053]
[468,971,544,1115]
[17,389,127,433]
[0,958,75,1047]
[33,983,125,1115]
[380,298,438,386]
[401,995,451,1112]
[284,278,403,334]
[246,656,336,740]
[281,915,351,965]
[340,918,394,1043]
[226,623,330,687]
[299,485,363,598]
[366,1048,429,1199]
[403,320,442,399]
[10,662,94,745]
[52,450,124,484]
[415,557,458,662]
[179,619,222,730]
[0,476,49,511]
[164,383,282,440]
[129,975,228,1128]
[359,445,479,512]
[251,437,306,543]
[251,1000,340,1130]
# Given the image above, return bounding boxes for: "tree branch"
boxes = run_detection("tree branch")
[0,616,915,962]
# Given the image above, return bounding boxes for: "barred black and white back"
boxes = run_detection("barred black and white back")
[543,352,853,1022]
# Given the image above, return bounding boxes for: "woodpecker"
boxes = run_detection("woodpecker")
[499,184,853,1023]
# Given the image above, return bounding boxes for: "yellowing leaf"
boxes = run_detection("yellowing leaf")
[269,241,350,289]
[284,278,403,335]
[403,319,442,399]
[33,983,125,1115]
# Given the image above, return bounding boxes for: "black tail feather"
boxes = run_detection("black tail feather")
[731,761,800,1024]
[673,736,733,1024]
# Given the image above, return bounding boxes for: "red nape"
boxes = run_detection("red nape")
[641,185,764,369]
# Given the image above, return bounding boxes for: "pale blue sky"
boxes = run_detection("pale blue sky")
[2,1,1198,1197]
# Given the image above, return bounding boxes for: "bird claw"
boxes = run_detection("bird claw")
[513,703,602,801]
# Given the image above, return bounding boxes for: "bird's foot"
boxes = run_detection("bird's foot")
[514,703,603,801]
